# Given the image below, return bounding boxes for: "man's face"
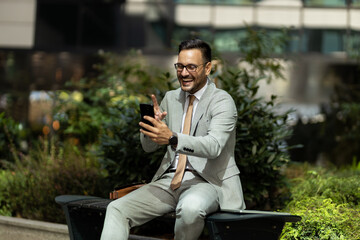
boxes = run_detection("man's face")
[176,49,211,94]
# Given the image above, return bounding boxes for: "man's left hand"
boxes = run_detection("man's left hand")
[139,116,172,145]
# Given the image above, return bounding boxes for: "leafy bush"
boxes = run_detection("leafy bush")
[98,97,167,187]
[50,50,175,188]
[217,28,294,209]
[281,197,360,240]
[0,138,107,223]
[93,53,174,187]
[281,165,360,239]
[0,112,26,163]
[289,169,360,207]
[0,170,13,216]
[52,51,172,146]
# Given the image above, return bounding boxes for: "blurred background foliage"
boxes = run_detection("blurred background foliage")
[0,139,106,223]
[51,50,174,146]
[0,112,28,163]
[0,27,359,239]
[286,75,360,169]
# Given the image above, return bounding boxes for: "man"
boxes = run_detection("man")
[101,39,245,240]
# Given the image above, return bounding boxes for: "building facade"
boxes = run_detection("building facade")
[0,0,359,121]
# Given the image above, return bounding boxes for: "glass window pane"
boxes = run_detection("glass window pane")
[287,31,301,53]
[214,29,247,52]
[322,30,344,54]
[305,29,322,52]
[304,0,346,7]
[174,0,212,4]
[352,0,360,7]
[214,0,254,5]
[174,0,254,5]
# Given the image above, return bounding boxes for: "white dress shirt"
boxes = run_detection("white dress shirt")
[170,83,208,170]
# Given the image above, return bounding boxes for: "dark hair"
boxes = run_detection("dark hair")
[178,39,212,63]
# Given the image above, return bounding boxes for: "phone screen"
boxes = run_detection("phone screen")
[140,103,155,129]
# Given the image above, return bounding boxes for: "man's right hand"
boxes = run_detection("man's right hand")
[151,94,167,121]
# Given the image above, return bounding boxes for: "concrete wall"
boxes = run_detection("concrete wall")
[175,3,360,30]
[0,216,69,240]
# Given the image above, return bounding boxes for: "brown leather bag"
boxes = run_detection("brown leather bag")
[109,182,146,200]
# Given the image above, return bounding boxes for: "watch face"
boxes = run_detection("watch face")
[169,135,177,145]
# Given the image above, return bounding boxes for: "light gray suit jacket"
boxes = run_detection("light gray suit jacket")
[140,80,245,211]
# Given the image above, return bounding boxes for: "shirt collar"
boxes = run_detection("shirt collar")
[185,80,208,101]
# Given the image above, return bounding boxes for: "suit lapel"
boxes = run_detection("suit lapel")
[191,80,215,136]
[172,90,186,132]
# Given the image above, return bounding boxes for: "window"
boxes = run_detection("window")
[214,30,247,52]
[322,30,344,53]
[303,29,346,53]
[352,0,360,7]
[304,0,346,7]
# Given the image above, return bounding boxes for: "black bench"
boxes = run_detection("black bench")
[55,195,301,240]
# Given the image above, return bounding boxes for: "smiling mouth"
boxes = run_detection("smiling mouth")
[182,79,193,83]
[182,80,193,86]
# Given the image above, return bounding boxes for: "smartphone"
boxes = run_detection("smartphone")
[140,103,155,129]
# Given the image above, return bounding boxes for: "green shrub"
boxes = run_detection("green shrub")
[50,50,175,188]
[0,112,26,163]
[0,138,107,223]
[217,28,295,209]
[281,197,360,240]
[98,97,167,187]
[0,170,13,216]
[94,55,174,187]
[289,169,360,207]
[281,165,360,239]
[52,51,172,146]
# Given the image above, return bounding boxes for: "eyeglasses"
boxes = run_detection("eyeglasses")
[174,62,208,72]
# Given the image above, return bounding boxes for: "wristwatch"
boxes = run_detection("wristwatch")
[168,133,178,146]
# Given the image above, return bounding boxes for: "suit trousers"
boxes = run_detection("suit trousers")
[100,171,219,240]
